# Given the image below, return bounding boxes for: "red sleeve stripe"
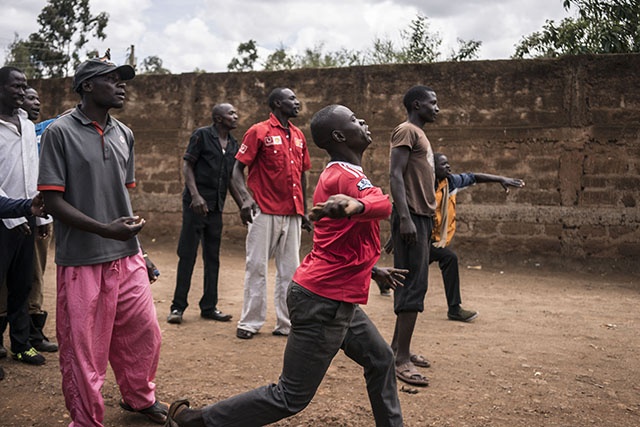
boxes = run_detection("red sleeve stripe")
[38,185,65,192]
[126,182,136,188]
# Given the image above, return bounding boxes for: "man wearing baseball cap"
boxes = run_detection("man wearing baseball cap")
[38,51,167,425]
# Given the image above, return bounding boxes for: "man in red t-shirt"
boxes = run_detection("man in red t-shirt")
[165,104,406,427]
[230,88,312,339]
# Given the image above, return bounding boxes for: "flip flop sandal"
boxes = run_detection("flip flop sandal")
[410,354,431,368]
[119,399,169,424]
[396,362,429,387]
[165,399,191,427]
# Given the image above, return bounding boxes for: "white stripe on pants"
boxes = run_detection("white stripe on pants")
[237,210,301,334]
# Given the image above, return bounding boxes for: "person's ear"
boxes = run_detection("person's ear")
[331,130,346,143]
[412,99,421,110]
[81,80,93,93]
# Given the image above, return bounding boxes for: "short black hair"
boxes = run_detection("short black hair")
[310,104,341,149]
[267,87,288,110]
[402,85,434,113]
[0,66,24,86]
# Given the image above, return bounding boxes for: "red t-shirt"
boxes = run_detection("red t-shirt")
[293,162,392,304]
[235,113,311,215]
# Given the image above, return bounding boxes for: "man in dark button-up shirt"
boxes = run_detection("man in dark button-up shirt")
[167,103,240,325]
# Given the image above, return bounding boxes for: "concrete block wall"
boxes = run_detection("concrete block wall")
[30,54,640,273]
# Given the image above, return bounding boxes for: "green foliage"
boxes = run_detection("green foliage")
[241,13,482,72]
[140,55,171,74]
[227,39,258,72]
[514,0,640,58]
[263,44,296,71]
[399,13,442,63]
[448,38,482,61]
[4,0,108,78]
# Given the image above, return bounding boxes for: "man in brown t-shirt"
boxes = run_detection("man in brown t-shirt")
[389,85,439,387]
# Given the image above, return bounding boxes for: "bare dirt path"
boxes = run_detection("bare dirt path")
[1,239,638,426]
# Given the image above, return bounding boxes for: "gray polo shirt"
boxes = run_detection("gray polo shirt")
[38,107,140,266]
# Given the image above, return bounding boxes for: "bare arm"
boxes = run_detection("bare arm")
[43,191,144,241]
[300,171,312,232]
[473,173,525,193]
[229,160,257,225]
[389,146,417,245]
[183,159,208,216]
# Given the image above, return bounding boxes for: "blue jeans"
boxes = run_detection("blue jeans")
[171,201,223,315]
[201,282,403,427]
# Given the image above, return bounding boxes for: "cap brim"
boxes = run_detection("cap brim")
[114,64,135,81]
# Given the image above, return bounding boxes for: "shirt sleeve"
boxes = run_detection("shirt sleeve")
[235,125,259,166]
[125,131,136,188]
[448,173,476,191]
[0,196,31,219]
[390,124,415,150]
[38,124,67,192]
[183,128,203,163]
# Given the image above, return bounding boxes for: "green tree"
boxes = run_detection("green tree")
[139,55,171,74]
[227,39,258,72]
[399,13,442,63]
[513,0,640,58]
[448,38,482,61]
[5,0,108,78]
[263,44,296,71]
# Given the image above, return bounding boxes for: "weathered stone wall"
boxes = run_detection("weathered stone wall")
[31,54,640,272]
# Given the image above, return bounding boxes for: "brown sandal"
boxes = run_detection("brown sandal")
[165,399,191,427]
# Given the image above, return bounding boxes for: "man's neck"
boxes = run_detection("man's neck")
[273,111,290,128]
[407,115,426,129]
[214,123,229,140]
[79,102,110,128]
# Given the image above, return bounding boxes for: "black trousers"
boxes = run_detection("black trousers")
[200,283,403,427]
[0,218,35,352]
[171,202,223,315]
[429,244,462,309]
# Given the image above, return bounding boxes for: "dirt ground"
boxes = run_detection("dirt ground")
[1,237,639,427]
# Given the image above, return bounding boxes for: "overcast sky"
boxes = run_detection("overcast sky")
[0,0,574,74]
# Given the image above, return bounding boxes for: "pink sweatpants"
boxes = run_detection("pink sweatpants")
[56,251,162,427]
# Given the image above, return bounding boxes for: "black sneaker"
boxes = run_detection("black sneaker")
[12,347,45,365]
[0,344,7,359]
[167,310,183,324]
[448,307,479,322]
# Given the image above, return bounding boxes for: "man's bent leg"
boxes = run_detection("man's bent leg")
[342,307,403,427]
[202,283,353,426]
[430,245,461,308]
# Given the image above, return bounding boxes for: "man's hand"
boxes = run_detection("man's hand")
[240,198,258,225]
[17,223,32,236]
[31,193,46,217]
[190,194,209,216]
[37,224,51,240]
[500,178,525,194]
[301,214,313,232]
[102,216,145,241]
[398,216,417,245]
[372,266,408,292]
[143,252,160,284]
[309,194,364,221]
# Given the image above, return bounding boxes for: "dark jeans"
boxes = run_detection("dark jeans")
[429,245,462,309]
[171,203,223,315]
[0,219,35,352]
[391,208,433,314]
[201,282,403,427]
